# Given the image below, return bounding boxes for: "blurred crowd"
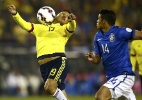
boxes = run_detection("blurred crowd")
[0,66,106,96]
[0,0,142,97]
[0,0,142,50]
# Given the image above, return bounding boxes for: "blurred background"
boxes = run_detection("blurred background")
[0,0,142,99]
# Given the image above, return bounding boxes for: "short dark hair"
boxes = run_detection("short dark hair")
[62,10,72,14]
[99,9,116,25]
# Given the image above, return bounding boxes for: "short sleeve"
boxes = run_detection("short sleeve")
[118,27,135,40]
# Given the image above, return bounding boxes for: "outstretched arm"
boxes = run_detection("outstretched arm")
[7,5,33,32]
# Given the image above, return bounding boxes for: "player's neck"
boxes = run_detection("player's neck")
[52,20,58,24]
[52,17,60,24]
[102,25,112,33]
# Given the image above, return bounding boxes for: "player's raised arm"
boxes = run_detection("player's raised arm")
[55,10,76,33]
[7,5,33,32]
[134,30,142,40]
[66,13,76,32]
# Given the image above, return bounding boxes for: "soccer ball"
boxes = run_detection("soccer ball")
[37,6,56,25]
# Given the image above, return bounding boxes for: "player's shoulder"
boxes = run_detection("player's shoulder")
[131,40,141,48]
[117,26,133,33]
[114,26,124,31]
[34,23,46,26]
[131,40,141,44]
[96,30,102,35]
[94,31,101,38]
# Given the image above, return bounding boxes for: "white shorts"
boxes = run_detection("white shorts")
[103,74,136,100]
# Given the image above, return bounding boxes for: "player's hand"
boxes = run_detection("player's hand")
[86,52,94,62]
[7,5,17,15]
[68,13,76,21]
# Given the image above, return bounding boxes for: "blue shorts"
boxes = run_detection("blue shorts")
[40,57,68,90]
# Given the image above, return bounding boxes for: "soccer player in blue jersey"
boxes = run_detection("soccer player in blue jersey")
[7,5,76,100]
[86,9,142,100]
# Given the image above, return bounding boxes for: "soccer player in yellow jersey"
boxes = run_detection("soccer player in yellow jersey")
[7,4,76,100]
[130,40,142,93]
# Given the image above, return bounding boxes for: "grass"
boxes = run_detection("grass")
[0,95,142,100]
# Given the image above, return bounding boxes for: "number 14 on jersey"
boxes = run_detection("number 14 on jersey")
[102,44,109,53]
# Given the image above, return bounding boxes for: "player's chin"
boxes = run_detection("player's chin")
[62,21,68,25]
[59,21,66,25]
[96,25,100,29]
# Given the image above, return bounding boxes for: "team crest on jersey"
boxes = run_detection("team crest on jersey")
[109,33,115,42]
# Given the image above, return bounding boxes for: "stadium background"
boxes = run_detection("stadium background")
[0,0,142,100]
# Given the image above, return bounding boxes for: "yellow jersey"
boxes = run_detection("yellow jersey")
[130,40,142,74]
[12,13,76,58]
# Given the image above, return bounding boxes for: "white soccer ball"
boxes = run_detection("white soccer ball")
[37,6,56,25]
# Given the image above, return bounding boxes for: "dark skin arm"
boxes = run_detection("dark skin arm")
[134,30,142,40]
[86,52,101,64]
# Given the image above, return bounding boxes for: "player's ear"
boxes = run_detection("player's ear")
[102,19,105,24]
[103,19,107,25]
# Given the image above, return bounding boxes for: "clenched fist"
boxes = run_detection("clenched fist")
[7,5,17,15]
[68,13,76,21]
[86,52,94,62]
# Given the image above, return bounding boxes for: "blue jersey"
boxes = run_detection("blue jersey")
[94,26,135,80]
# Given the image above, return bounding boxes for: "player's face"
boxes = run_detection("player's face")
[56,11,70,25]
[96,14,105,30]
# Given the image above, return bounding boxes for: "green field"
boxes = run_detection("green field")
[0,95,142,100]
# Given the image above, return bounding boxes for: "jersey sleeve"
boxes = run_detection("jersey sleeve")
[12,12,44,36]
[118,27,135,40]
[12,13,34,33]
[65,20,76,37]
[66,20,76,32]
[94,33,101,55]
